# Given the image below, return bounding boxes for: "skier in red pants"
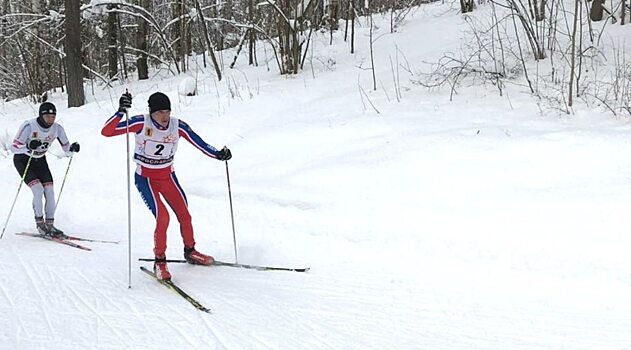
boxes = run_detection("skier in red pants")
[101,92,232,280]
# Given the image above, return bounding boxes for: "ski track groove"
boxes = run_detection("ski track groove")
[124,287,157,341]
[197,281,268,349]
[249,333,283,350]
[208,273,346,350]
[50,268,131,348]
[198,311,234,350]
[159,312,197,348]
[126,302,155,341]
[75,269,125,312]
[1,264,26,350]
[165,303,199,347]
[0,272,15,306]
[280,307,358,350]
[251,295,333,349]
[140,276,201,348]
[14,252,57,341]
[4,250,28,348]
[191,269,292,350]
[209,277,255,315]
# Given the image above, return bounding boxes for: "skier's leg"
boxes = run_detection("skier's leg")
[43,183,55,220]
[135,174,170,257]
[37,157,55,220]
[162,172,194,248]
[29,181,45,220]
[162,172,213,265]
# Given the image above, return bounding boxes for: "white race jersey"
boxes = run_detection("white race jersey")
[11,118,70,158]
[133,115,179,169]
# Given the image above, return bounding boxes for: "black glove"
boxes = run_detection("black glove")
[69,142,80,153]
[27,139,42,150]
[217,147,232,161]
[118,92,132,112]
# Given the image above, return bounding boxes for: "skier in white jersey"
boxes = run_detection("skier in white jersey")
[11,102,80,237]
[101,92,232,281]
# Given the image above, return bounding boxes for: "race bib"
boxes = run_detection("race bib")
[143,139,175,158]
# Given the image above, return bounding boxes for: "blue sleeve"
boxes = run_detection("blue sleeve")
[178,120,220,158]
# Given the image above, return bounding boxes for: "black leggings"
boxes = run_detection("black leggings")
[13,154,53,185]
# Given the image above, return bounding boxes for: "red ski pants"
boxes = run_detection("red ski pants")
[135,172,195,257]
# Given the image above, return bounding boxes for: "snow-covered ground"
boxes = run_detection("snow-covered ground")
[0,2,630,349]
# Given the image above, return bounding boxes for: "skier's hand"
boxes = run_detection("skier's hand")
[216,146,232,161]
[27,139,42,150]
[69,142,80,153]
[118,92,132,113]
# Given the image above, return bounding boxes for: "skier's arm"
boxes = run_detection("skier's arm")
[11,122,31,155]
[56,125,71,153]
[101,112,144,137]
[178,120,222,159]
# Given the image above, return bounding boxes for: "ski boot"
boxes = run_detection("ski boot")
[45,219,66,238]
[154,256,172,281]
[36,217,50,236]
[184,246,215,265]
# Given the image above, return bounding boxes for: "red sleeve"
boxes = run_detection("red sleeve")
[101,112,144,137]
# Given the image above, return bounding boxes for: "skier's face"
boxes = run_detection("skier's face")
[151,110,170,127]
[42,113,56,126]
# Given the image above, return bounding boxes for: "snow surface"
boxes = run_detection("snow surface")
[0,3,630,349]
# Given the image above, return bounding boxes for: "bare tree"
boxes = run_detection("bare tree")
[136,0,150,80]
[248,0,257,65]
[460,0,475,13]
[328,0,340,29]
[107,4,118,80]
[568,0,580,107]
[193,0,222,79]
[65,0,85,107]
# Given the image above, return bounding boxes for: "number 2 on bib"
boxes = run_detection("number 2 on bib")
[144,140,174,158]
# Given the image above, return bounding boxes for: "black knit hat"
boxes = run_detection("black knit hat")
[148,92,171,114]
[39,102,56,117]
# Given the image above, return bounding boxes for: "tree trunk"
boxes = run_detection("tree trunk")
[31,0,43,99]
[193,0,223,80]
[136,0,150,80]
[248,0,256,65]
[171,1,182,64]
[107,5,118,80]
[180,0,189,72]
[568,0,580,107]
[218,0,233,51]
[590,0,604,21]
[329,0,339,29]
[459,0,474,13]
[537,0,547,21]
[351,0,355,54]
[65,0,85,107]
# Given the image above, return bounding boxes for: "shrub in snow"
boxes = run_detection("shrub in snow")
[178,77,197,96]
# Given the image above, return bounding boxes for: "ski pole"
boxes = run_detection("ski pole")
[1,152,34,239]
[54,153,74,213]
[125,103,132,289]
[225,160,238,263]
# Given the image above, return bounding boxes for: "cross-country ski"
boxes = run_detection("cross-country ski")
[140,266,212,313]
[138,257,310,272]
[15,231,91,251]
